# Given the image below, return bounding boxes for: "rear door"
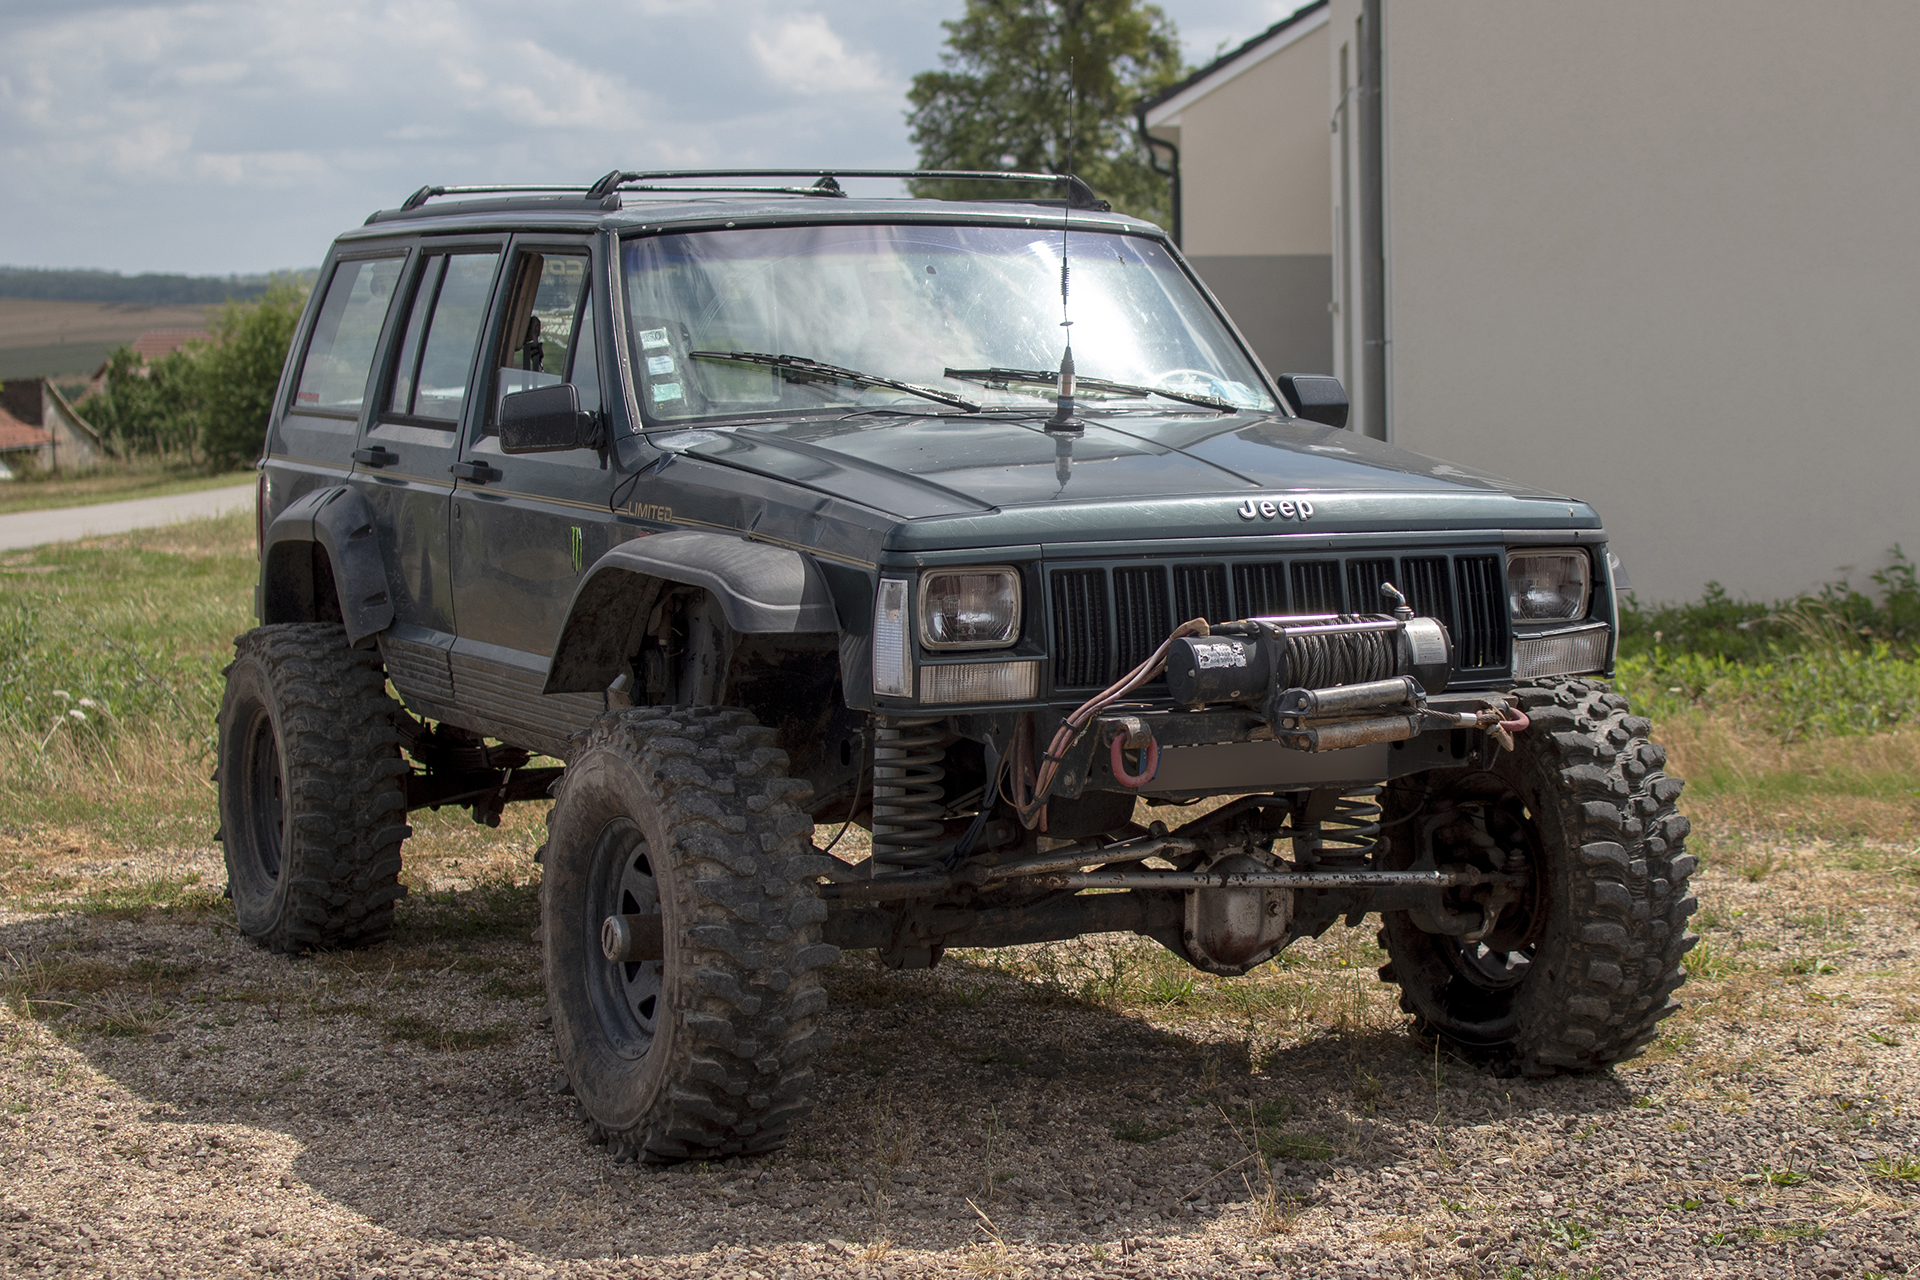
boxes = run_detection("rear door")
[270,251,407,514]
[448,235,613,753]
[352,241,505,718]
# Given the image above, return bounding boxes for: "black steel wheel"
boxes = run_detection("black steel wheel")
[542,706,837,1163]
[581,818,663,1057]
[215,624,410,952]
[1379,678,1697,1075]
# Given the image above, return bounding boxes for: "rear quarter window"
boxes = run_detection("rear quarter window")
[293,256,405,413]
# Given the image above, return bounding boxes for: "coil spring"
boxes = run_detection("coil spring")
[870,719,948,873]
[1281,617,1398,689]
[1298,786,1383,869]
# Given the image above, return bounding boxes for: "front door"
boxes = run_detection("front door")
[449,237,613,755]
[352,242,504,719]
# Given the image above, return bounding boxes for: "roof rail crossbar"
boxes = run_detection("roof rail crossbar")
[616,184,850,199]
[583,168,1108,210]
[399,183,597,212]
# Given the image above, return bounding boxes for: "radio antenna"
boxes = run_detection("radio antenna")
[1046,57,1079,432]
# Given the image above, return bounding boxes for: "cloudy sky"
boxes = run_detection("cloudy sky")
[0,0,1309,276]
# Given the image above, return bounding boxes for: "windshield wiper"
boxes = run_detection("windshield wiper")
[943,366,1238,413]
[690,350,980,413]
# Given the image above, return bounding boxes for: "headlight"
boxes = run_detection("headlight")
[918,567,1021,649]
[1507,550,1591,621]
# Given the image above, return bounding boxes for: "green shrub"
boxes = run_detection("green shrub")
[196,281,307,467]
[1619,546,1920,663]
[1618,642,1920,742]
[78,279,309,468]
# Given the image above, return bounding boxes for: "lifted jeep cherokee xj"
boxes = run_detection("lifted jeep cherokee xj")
[220,168,1695,1164]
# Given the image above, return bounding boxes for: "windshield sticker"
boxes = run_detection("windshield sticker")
[646,355,675,376]
[651,381,684,403]
[639,328,670,350]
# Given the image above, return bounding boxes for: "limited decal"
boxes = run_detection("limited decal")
[628,502,674,522]
[1237,496,1315,522]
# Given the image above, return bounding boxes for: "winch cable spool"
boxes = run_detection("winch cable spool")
[1265,616,1399,689]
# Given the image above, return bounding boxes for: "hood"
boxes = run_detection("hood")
[648,411,1598,546]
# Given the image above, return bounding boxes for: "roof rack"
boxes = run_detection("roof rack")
[398,183,598,212]
[584,168,1110,211]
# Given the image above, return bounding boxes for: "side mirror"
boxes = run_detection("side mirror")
[500,383,601,454]
[1277,374,1349,430]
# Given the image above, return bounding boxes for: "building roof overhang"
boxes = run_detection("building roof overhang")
[1139,0,1328,130]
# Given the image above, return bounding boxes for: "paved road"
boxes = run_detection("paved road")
[0,482,256,552]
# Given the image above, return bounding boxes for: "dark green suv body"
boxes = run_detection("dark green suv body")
[221,171,1695,1163]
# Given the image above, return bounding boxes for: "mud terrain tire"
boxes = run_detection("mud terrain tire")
[542,706,837,1163]
[1378,677,1697,1075]
[215,624,410,952]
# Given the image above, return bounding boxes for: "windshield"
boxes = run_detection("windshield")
[620,223,1274,424]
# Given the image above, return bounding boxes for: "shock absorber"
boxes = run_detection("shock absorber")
[870,718,948,873]
[1292,786,1383,870]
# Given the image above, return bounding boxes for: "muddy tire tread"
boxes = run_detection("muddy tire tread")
[1383,677,1697,1075]
[551,706,836,1164]
[218,623,409,953]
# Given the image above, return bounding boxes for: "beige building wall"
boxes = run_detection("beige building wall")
[1146,13,1334,377]
[1358,0,1920,603]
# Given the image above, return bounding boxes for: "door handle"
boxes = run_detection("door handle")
[352,446,399,467]
[449,460,502,483]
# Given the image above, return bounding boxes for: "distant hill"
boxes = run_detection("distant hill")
[0,266,312,305]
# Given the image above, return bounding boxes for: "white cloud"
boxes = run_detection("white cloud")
[0,0,1247,273]
[749,13,892,96]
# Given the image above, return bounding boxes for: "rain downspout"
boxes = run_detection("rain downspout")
[1135,108,1182,249]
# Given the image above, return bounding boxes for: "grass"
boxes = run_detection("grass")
[0,510,256,854]
[0,459,253,516]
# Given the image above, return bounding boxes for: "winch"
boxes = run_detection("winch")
[1161,584,1453,748]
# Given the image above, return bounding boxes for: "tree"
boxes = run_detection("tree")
[196,280,308,467]
[80,278,308,468]
[906,0,1185,227]
[82,346,201,459]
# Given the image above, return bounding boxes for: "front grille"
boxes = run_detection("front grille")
[1049,549,1512,691]
[1346,558,1397,614]
[1291,560,1343,613]
[1113,566,1172,686]
[1233,562,1286,616]
[1049,569,1109,688]
[1454,555,1510,669]
[1402,556,1452,621]
[1173,564,1230,623]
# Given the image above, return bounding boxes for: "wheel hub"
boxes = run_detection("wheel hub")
[240,707,285,882]
[583,819,662,1059]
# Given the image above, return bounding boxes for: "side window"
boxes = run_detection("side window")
[490,252,600,430]
[387,250,500,425]
[292,256,404,413]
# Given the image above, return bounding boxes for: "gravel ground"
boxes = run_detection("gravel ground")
[3,832,1917,1279]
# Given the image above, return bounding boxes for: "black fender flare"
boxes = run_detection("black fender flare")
[544,530,839,694]
[260,486,395,646]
